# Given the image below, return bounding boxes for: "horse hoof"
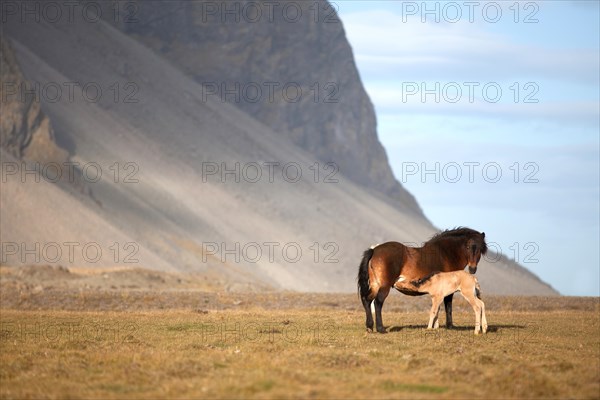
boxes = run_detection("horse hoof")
[377,328,387,334]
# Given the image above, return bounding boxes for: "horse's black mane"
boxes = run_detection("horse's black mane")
[428,226,488,254]
[429,227,480,241]
[411,272,440,288]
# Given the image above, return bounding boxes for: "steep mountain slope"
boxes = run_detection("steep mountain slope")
[104,0,422,215]
[0,37,68,165]
[0,7,557,294]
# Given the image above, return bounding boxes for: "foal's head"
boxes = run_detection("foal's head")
[466,232,487,274]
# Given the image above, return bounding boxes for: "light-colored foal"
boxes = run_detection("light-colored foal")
[410,270,488,334]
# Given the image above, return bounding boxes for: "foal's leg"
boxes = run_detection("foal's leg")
[478,299,488,333]
[374,287,390,333]
[443,293,454,328]
[428,296,443,329]
[474,302,481,334]
[361,295,374,332]
[462,292,482,334]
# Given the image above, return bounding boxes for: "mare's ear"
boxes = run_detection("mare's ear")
[481,232,485,239]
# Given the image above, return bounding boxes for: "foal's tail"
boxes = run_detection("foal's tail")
[475,279,482,299]
[357,248,374,300]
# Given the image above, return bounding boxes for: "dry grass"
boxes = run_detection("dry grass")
[1,294,599,399]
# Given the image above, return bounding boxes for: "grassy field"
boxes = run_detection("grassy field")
[1,293,599,399]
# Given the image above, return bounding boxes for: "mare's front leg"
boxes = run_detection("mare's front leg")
[443,293,454,328]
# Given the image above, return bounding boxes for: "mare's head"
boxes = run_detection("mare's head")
[466,231,487,274]
[429,227,488,274]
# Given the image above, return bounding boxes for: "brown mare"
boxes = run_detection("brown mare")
[357,227,487,333]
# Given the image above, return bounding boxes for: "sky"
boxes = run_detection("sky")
[336,0,600,296]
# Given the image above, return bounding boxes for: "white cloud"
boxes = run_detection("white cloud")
[368,84,600,122]
[341,9,599,83]
[340,8,599,122]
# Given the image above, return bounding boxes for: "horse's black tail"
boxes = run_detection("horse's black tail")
[357,248,374,300]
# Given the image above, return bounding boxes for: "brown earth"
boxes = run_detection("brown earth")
[0,265,592,313]
[0,281,598,399]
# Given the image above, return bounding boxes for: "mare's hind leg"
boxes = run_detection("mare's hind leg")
[443,293,454,328]
[361,296,374,332]
[374,287,390,333]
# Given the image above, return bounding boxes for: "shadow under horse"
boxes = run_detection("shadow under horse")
[357,227,487,333]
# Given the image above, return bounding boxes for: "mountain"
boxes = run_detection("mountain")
[0,2,557,295]
[0,37,68,166]
[103,0,422,215]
